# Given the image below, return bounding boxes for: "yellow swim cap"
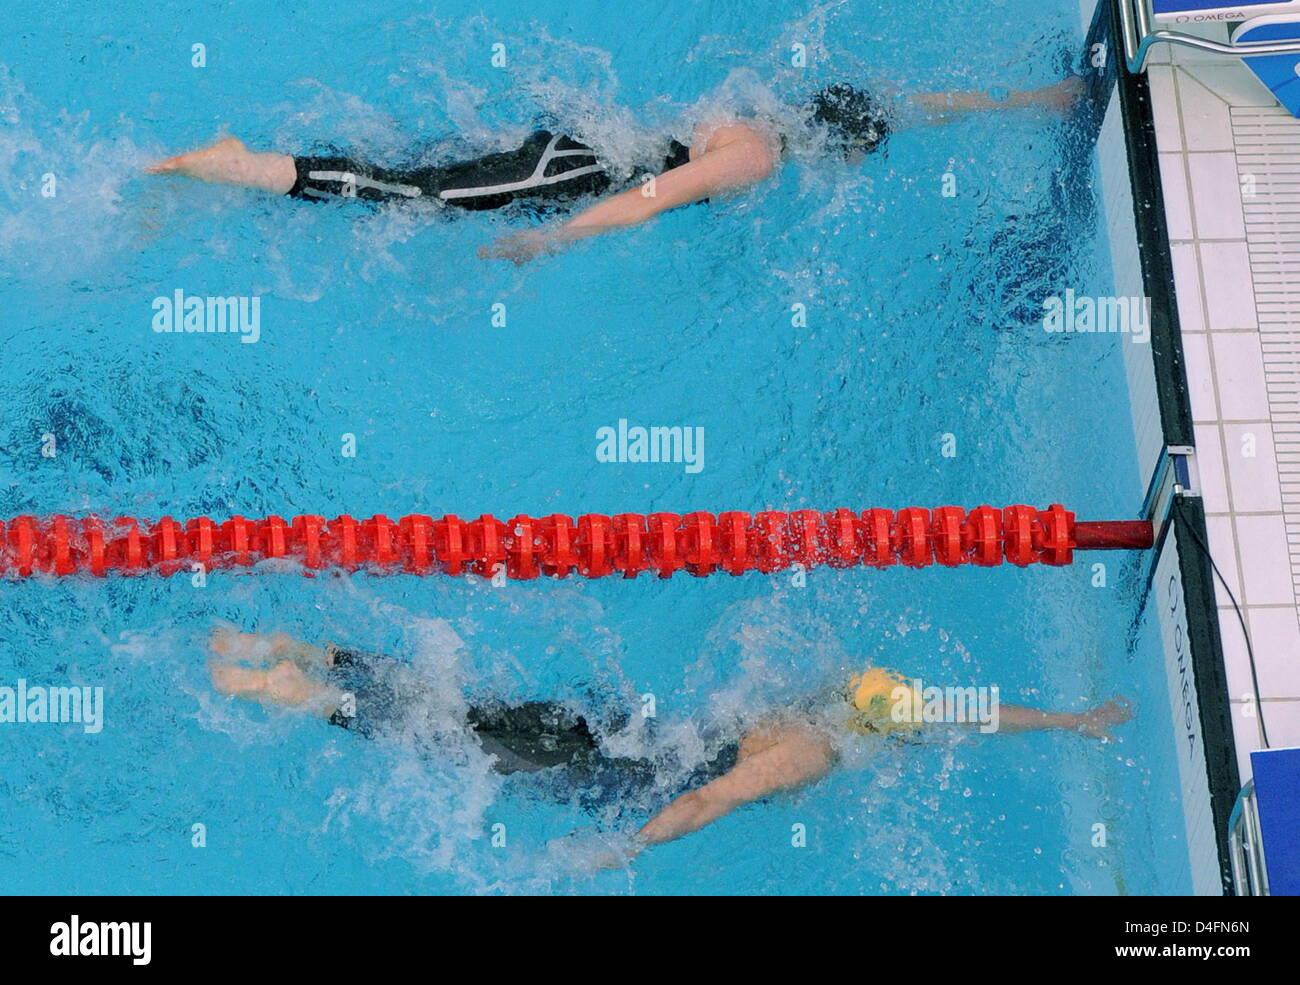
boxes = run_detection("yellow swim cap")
[844,666,920,735]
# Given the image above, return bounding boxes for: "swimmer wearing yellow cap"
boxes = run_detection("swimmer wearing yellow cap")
[207,630,1132,862]
[632,666,1132,856]
[842,666,925,736]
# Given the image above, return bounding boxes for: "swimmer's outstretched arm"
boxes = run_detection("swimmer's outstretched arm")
[604,694,1131,864]
[480,122,778,264]
[992,697,1132,739]
[904,76,1084,126]
[630,721,834,852]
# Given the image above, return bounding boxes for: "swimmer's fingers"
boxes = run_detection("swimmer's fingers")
[478,230,552,264]
[1047,75,1086,115]
[593,846,635,872]
[1103,696,1135,726]
[547,828,638,875]
[477,241,535,264]
[1078,697,1134,740]
[1076,717,1112,741]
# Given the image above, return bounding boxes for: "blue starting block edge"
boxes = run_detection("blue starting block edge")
[1237,16,1300,114]
[1251,746,1300,895]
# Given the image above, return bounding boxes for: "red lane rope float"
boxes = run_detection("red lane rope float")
[0,505,1153,580]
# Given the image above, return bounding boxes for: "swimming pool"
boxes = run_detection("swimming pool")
[1,0,1195,894]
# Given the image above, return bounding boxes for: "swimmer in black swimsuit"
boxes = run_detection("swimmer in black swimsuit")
[208,628,1132,863]
[147,79,1084,263]
[284,130,692,211]
[207,629,740,809]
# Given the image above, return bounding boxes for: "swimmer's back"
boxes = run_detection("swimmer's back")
[289,130,693,210]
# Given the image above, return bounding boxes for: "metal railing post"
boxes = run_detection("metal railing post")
[1227,779,1270,895]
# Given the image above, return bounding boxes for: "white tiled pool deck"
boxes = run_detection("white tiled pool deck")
[1144,41,1300,778]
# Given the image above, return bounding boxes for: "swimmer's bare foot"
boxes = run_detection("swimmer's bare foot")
[211,662,268,696]
[209,628,331,669]
[1077,697,1133,740]
[147,137,297,194]
[210,628,289,664]
[147,137,252,181]
[211,659,330,707]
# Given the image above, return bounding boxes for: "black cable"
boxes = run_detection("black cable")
[1173,494,1270,749]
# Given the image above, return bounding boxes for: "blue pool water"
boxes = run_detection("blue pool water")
[1,0,1193,894]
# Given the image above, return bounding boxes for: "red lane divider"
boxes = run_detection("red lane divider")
[0,506,1153,580]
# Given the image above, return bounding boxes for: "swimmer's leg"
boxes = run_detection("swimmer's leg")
[210,659,341,715]
[146,137,297,194]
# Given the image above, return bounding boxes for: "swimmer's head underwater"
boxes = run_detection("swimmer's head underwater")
[206,628,1132,866]
[807,83,894,160]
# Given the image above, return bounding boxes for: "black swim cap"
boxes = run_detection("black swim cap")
[809,83,892,157]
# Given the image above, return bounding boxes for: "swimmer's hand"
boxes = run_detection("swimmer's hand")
[478,229,556,265]
[1076,697,1133,741]
[545,828,639,875]
[1042,75,1086,115]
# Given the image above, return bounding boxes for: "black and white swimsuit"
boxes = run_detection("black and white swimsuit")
[288,130,692,211]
